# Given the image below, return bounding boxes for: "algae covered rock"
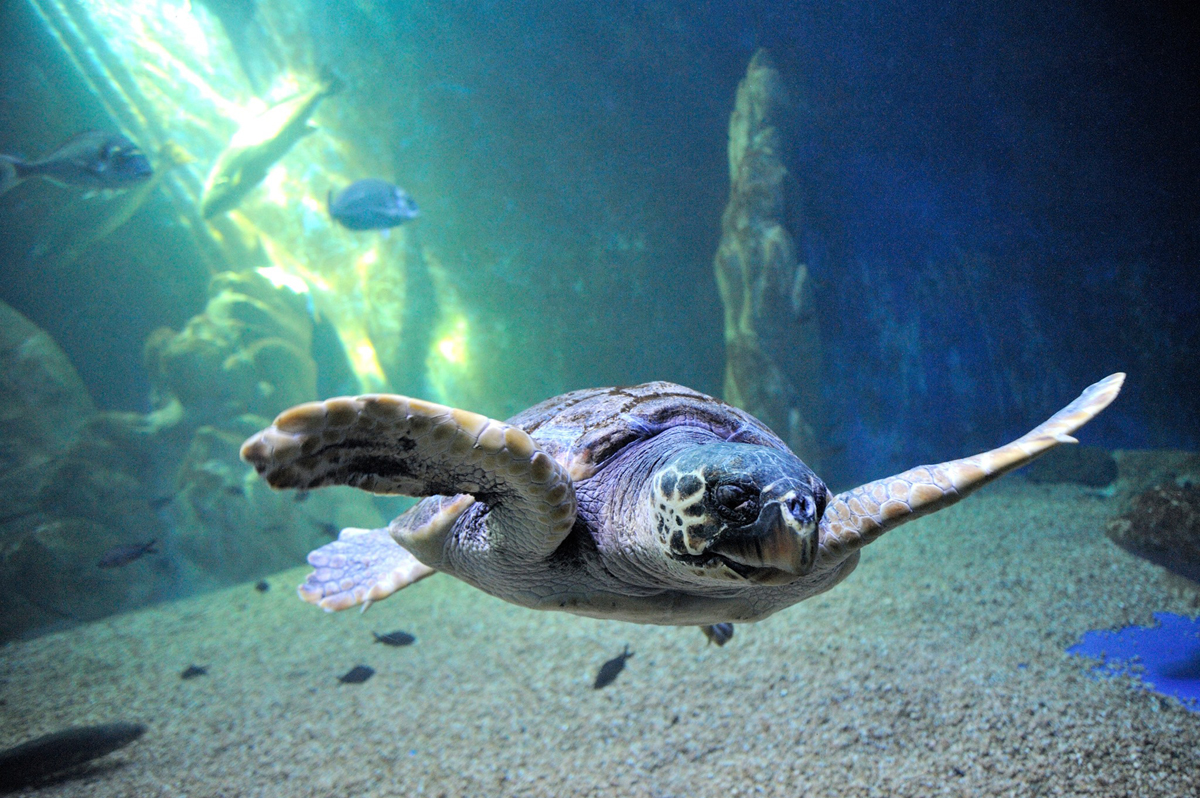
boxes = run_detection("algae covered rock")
[0,299,96,522]
[1,517,170,636]
[146,270,316,425]
[1107,483,1200,584]
[1,410,181,639]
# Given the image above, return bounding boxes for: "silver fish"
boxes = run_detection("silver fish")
[29,142,193,270]
[0,131,152,196]
[200,73,343,218]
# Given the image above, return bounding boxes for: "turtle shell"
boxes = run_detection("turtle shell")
[507,381,790,481]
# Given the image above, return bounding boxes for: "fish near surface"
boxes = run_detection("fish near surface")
[328,178,420,230]
[0,131,152,196]
[200,73,343,218]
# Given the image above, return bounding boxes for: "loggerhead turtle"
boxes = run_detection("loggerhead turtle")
[240,373,1124,645]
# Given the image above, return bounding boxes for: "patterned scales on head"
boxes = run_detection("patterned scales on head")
[241,374,1125,645]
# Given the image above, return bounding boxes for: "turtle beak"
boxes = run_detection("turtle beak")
[711,491,819,579]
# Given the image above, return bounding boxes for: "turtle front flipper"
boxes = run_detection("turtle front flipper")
[241,394,577,561]
[817,372,1125,566]
[299,527,435,611]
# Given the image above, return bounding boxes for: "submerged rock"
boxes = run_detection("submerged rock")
[0,299,95,526]
[712,50,822,466]
[1106,483,1200,584]
[145,270,316,426]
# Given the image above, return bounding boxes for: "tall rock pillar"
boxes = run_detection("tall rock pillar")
[714,49,822,465]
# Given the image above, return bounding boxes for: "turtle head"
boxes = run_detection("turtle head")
[650,443,828,585]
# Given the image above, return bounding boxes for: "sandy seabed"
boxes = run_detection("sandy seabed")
[1,480,1198,798]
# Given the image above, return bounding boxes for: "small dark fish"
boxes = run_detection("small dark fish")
[338,665,374,684]
[223,484,245,497]
[0,722,146,790]
[593,645,633,689]
[372,630,415,647]
[180,664,207,680]
[317,521,340,538]
[254,580,270,592]
[97,540,157,568]
[328,178,420,230]
[148,495,174,511]
[1,131,152,196]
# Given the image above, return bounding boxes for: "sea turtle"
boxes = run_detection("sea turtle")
[240,373,1124,644]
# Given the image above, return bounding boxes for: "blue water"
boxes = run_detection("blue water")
[1069,613,1200,713]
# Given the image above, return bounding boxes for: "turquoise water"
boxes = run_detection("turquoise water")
[0,1,1197,794]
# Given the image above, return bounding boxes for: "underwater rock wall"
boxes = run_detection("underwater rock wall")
[0,300,176,639]
[146,271,316,427]
[714,50,822,465]
[1107,483,1200,586]
[145,270,384,591]
[0,276,385,640]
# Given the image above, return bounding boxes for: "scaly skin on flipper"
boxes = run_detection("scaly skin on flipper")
[242,373,1125,643]
[239,394,577,564]
[298,526,435,611]
[816,373,1125,565]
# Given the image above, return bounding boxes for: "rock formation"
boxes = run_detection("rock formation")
[1107,483,1200,585]
[145,270,317,426]
[0,301,175,638]
[713,49,822,465]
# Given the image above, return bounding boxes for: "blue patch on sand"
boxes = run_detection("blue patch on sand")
[1068,612,1200,712]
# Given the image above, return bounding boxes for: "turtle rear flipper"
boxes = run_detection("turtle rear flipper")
[241,394,578,562]
[818,372,1125,564]
[299,527,435,611]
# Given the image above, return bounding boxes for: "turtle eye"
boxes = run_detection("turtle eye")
[714,484,757,522]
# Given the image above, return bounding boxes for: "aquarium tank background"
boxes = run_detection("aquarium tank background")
[0,1,1197,796]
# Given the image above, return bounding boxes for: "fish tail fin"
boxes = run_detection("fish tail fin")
[0,155,23,196]
[158,140,195,169]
